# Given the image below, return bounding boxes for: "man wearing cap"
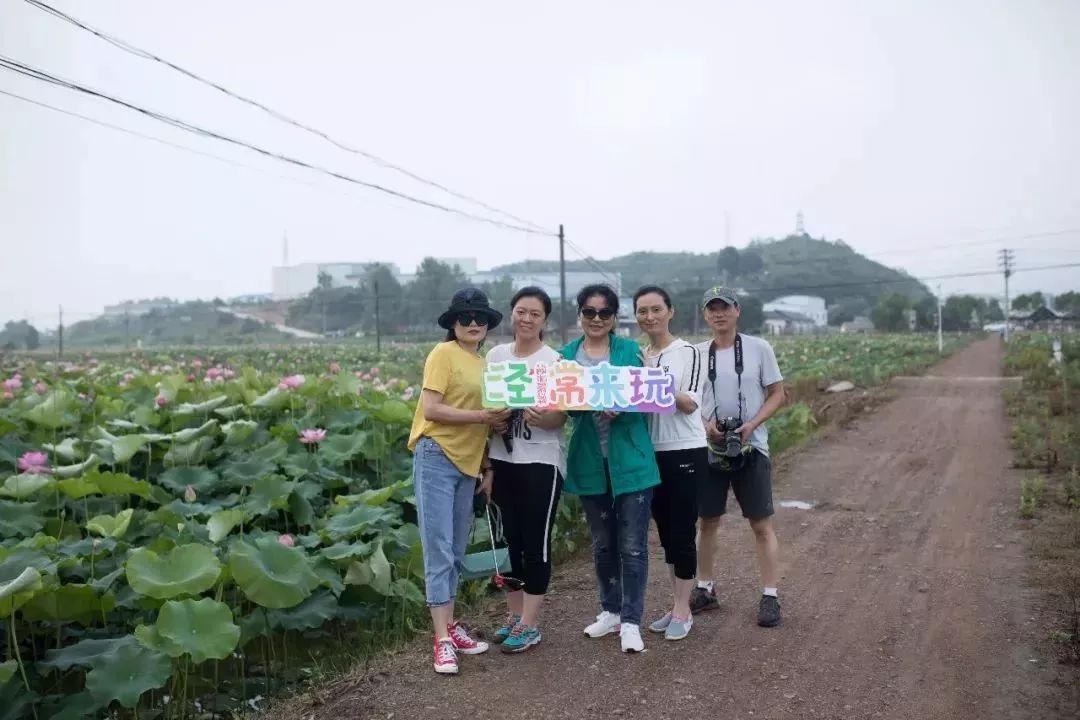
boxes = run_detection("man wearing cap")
[692,287,786,627]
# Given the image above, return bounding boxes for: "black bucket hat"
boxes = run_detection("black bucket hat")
[437,287,503,330]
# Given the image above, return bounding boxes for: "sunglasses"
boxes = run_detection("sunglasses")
[580,307,615,320]
[456,311,489,326]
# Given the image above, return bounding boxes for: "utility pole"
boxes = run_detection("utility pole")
[998,248,1014,342]
[57,305,64,359]
[124,311,131,350]
[936,284,943,354]
[558,224,567,345]
[373,280,382,355]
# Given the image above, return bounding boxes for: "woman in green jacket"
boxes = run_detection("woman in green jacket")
[561,284,660,653]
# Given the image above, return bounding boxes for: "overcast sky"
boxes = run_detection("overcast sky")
[2,0,1078,328]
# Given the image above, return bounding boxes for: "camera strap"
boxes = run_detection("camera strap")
[707,333,743,424]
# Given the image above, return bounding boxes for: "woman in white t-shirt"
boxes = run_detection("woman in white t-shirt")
[634,285,708,641]
[486,287,567,654]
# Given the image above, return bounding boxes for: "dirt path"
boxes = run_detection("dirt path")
[289,338,1077,720]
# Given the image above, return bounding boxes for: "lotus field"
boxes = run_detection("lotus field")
[0,333,964,718]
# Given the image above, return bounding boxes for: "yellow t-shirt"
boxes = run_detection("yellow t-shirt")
[407,341,488,477]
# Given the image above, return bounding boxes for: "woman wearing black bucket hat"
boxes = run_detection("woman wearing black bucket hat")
[407,287,512,675]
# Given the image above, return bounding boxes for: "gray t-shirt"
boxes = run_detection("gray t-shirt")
[697,334,783,456]
[575,345,611,457]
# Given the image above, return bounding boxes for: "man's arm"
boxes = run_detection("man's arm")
[737,381,785,442]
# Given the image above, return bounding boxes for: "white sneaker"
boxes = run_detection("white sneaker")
[583,611,621,638]
[620,623,644,653]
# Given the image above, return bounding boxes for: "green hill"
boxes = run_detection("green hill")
[64,301,292,348]
[493,234,930,310]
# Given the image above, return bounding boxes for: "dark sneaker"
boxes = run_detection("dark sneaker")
[689,586,720,615]
[757,595,781,627]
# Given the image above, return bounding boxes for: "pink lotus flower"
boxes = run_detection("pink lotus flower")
[361,373,372,381]
[370,367,380,376]
[278,534,295,548]
[222,368,236,379]
[191,359,203,370]
[3,375,22,392]
[2,390,12,400]
[354,371,364,379]
[183,484,197,503]
[277,374,306,390]
[401,387,415,401]
[33,382,47,394]
[155,394,168,408]
[206,367,223,381]
[17,450,50,475]
[299,428,326,445]
[186,374,196,382]
[328,362,341,374]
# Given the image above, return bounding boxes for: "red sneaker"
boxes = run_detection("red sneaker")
[433,637,458,674]
[448,622,490,655]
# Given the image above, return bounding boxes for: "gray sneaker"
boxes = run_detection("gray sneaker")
[689,586,720,614]
[664,615,693,641]
[757,595,781,627]
[648,611,672,634]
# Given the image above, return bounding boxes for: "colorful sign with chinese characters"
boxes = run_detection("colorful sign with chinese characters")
[483,360,676,414]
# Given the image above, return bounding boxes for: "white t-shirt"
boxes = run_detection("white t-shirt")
[486,342,567,475]
[697,334,784,456]
[643,338,707,452]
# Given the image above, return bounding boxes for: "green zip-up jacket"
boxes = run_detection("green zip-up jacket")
[559,335,661,497]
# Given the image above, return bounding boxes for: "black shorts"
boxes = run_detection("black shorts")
[698,449,774,520]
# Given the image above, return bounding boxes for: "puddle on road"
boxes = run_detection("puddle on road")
[778,500,815,510]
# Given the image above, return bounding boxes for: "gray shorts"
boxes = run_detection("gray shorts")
[698,449,774,520]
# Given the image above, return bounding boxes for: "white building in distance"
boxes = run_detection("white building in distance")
[762,295,827,327]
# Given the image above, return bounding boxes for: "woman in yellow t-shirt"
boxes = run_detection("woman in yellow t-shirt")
[407,287,510,675]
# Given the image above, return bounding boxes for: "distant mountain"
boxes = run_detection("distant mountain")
[493,233,930,312]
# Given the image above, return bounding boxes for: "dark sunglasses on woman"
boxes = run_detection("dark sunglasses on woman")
[457,311,490,326]
[580,307,615,320]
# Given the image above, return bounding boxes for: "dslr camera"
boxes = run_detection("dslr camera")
[713,416,743,458]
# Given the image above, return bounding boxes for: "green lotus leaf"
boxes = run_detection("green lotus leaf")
[41,690,104,720]
[132,405,160,428]
[0,499,45,537]
[174,395,229,416]
[158,466,220,494]
[52,454,101,479]
[23,390,75,428]
[86,508,134,538]
[156,374,186,403]
[22,584,115,624]
[237,607,270,646]
[0,660,16,685]
[0,473,55,500]
[222,419,259,445]
[214,404,245,419]
[281,451,320,479]
[368,541,392,595]
[39,635,141,672]
[322,504,392,541]
[228,537,319,609]
[319,432,367,466]
[207,509,247,543]
[42,437,83,462]
[221,455,277,489]
[89,566,125,593]
[152,597,240,663]
[0,567,42,618]
[107,420,140,430]
[267,588,338,631]
[312,557,345,596]
[111,434,151,464]
[388,577,425,604]
[84,471,152,499]
[252,438,289,463]
[373,398,413,425]
[335,482,400,508]
[163,436,216,466]
[331,371,362,397]
[125,544,221,599]
[343,560,372,587]
[319,541,372,561]
[288,491,315,527]
[243,475,295,517]
[56,477,101,499]
[170,419,219,443]
[252,387,290,410]
[85,640,171,708]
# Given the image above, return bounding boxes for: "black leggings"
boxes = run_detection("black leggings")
[651,447,706,580]
[490,460,564,595]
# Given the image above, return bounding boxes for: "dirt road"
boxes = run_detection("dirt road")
[291,338,1077,720]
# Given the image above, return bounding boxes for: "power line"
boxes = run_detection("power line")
[0,88,319,186]
[562,237,620,288]
[20,0,551,235]
[0,54,553,236]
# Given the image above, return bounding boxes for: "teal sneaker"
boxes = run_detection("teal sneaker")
[500,624,542,654]
[494,614,520,644]
[664,614,693,641]
[648,611,673,634]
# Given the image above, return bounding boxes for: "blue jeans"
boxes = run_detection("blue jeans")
[580,482,653,626]
[412,437,476,607]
